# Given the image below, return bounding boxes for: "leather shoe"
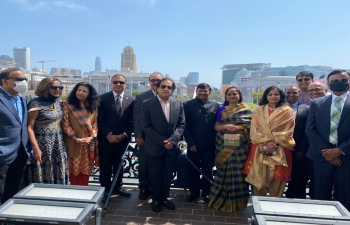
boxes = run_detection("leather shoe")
[186,193,199,202]
[139,189,149,200]
[114,188,131,197]
[162,200,175,210]
[152,201,162,212]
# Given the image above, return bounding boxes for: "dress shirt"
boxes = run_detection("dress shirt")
[113,91,124,106]
[152,90,157,96]
[157,96,170,122]
[329,91,349,116]
[289,102,298,117]
[0,86,23,123]
[298,91,312,106]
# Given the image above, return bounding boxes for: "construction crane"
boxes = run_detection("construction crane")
[37,60,55,74]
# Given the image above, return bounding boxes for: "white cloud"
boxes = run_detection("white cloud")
[8,0,93,14]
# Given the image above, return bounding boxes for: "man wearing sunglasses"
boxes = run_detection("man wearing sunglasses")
[142,78,185,212]
[98,74,134,199]
[296,71,314,106]
[133,72,164,200]
[306,69,350,211]
[0,68,32,204]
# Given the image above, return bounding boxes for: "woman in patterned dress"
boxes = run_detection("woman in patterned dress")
[208,86,252,212]
[27,77,69,184]
[61,82,99,186]
[244,86,295,197]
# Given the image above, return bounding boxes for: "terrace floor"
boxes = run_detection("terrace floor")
[87,185,252,225]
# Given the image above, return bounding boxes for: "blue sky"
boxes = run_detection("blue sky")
[1,0,349,88]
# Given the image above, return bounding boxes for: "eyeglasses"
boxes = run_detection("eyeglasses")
[329,79,349,84]
[150,79,160,83]
[50,86,64,90]
[160,85,172,90]
[297,78,311,82]
[113,81,125,85]
[8,77,28,82]
[308,88,324,93]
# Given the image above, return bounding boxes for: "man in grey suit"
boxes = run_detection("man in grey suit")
[0,68,32,204]
[98,74,134,198]
[142,78,185,212]
[306,69,350,210]
[133,72,163,200]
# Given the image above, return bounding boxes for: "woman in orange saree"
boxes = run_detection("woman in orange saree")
[244,86,295,197]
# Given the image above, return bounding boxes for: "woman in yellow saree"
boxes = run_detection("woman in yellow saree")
[208,86,252,212]
[244,86,295,197]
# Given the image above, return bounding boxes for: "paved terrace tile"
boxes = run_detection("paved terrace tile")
[88,185,251,225]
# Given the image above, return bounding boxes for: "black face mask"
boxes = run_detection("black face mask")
[330,82,349,92]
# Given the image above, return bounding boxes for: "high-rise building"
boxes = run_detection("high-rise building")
[95,57,102,72]
[121,46,137,72]
[179,76,187,84]
[13,47,31,70]
[0,55,12,61]
[187,72,199,84]
[165,73,169,78]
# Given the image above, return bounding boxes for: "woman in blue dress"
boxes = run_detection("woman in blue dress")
[27,77,69,184]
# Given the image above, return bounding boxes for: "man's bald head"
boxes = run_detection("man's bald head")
[308,82,327,99]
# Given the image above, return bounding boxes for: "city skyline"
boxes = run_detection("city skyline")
[1,0,349,87]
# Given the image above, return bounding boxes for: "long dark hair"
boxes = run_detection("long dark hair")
[223,86,243,106]
[259,86,286,107]
[67,82,99,112]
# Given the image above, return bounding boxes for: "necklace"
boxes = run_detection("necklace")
[268,106,275,111]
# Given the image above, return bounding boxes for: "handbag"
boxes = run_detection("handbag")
[223,134,241,147]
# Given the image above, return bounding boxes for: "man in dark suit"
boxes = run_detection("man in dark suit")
[98,74,134,197]
[284,85,310,199]
[183,83,219,203]
[142,78,185,212]
[133,72,164,200]
[0,68,32,204]
[306,69,350,210]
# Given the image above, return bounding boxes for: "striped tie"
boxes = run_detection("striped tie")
[329,97,342,145]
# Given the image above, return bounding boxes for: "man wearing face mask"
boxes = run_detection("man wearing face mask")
[306,69,350,210]
[0,68,32,204]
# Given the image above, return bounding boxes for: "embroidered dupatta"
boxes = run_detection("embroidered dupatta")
[245,105,295,190]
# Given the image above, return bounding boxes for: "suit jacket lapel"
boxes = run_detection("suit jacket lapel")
[169,97,176,125]
[0,90,21,123]
[323,95,332,136]
[108,92,117,113]
[121,94,130,116]
[339,93,350,124]
[295,103,301,125]
[154,97,168,124]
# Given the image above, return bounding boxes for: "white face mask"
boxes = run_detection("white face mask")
[12,80,27,93]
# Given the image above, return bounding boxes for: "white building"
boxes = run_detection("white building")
[13,47,31,70]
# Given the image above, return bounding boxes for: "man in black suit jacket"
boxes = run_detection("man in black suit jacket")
[142,78,185,212]
[0,68,32,204]
[183,83,219,203]
[133,72,164,200]
[306,69,350,210]
[98,74,134,197]
[284,86,310,199]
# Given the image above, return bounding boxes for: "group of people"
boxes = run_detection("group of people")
[0,68,349,214]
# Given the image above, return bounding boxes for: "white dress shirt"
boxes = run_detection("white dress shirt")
[157,96,170,122]
[329,91,349,116]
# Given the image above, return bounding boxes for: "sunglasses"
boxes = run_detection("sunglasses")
[160,85,172,90]
[329,79,349,84]
[8,77,28,82]
[150,79,160,83]
[113,81,125,85]
[308,88,324,93]
[297,78,311,82]
[50,85,64,90]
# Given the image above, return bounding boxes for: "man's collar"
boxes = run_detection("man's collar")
[195,96,209,103]
[157,95,170,103]
[331,91,349,102]
[0,86,20,98]
[113,91,124,98]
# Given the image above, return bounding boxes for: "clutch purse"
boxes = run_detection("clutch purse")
[223,134,241,147]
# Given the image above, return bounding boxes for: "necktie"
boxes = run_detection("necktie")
[116,95,121,118]
[329,97,342,144]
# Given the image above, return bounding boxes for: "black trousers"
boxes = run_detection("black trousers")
[0,147,28,205]
[313,160,350,211]
[99,140,129,192]
[137,145,151,191]
[147,149,177,201]
[286,155,308,199]
[187,150,214,196]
